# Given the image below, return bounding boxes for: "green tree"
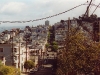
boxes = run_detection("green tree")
[24,60,35,71]
[0,60,3,67]
[57,27,100,75]
[52,45,58,52]
[52,41,58,45]
[45,43,50,51]
[0,66,20,75]
[51,41,58,52]
[48,32,50,42]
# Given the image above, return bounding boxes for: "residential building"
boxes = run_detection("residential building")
[0,43,30,72]
[0,24,49,72]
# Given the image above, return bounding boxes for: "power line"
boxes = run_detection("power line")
[0,2,99,24]
[0,2,88,24]
[83,3,100,8]
[91,3,100,15]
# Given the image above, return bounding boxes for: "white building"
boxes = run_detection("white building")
[0,43,30,72]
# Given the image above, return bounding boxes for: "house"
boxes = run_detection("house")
[0,43,30,72]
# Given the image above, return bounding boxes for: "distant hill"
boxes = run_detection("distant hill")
[0,25,25,32]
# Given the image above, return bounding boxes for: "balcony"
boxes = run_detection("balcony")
[13,52,19,55]
[13,48,19,55]
[13,59,18,63]
[13,56,18,63]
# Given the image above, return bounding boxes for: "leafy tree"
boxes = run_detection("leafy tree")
[47,32,50,42]
[52,41,58,45]
[0,60,3,67]
[57,27,100,75]
[24,60,35,71]
[52,45,58,52]
[51,41,58,52]
[45,43,49,49]
[45,43,50,51]
[0,66,20,75]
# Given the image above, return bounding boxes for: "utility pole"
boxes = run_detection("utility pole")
[26,36,27,61]
[85,0,92,17]
[11,31,14,66]
[18,35,20,70]
[42,52,44,67]
[65,18,71,51]
[68,17,71,37]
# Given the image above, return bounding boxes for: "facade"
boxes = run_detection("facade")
[30,25,49,66]
[30,48,41,66]
[54,22,67,46]
[0,44,12,66]
[0,43,29,72]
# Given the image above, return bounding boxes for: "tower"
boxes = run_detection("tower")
[45,20,49,26]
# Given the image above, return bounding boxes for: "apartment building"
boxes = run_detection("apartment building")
[0,43,30,72]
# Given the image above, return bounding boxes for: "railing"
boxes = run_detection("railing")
[13,59,18,63]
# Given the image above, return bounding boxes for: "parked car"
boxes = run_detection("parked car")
[29,70,35,75]
[34,68,39,71]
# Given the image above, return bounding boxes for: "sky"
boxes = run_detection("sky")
[0,0,100,29]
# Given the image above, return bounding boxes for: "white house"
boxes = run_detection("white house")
[0,43,30,72]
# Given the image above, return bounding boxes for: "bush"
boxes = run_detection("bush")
[0,66,20,75]
[24,60,35,70]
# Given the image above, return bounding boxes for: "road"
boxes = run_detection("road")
[29,59,57,75]
[29,67,53,75]
[35,67,52,75]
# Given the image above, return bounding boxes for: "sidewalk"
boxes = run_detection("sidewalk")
[21,73,28,75]
[21,72,28,75]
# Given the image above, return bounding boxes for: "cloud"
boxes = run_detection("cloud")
[0,2,27,14]
[37,9,54,18]
[0,0,99,27]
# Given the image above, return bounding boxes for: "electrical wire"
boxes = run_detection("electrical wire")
[0,2,88,24]
[91,3,100,15]
[0,2,99,24]
[87,0,95,12]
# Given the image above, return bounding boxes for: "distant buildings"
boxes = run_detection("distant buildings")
[45,20,49,26]
[30,25,49,66]
[54,18,78,46]
[0,29,30,72]
[0,17,100,72]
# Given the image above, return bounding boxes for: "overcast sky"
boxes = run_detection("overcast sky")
[0,0,100,28]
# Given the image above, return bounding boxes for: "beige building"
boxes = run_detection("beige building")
[0,43,30,72]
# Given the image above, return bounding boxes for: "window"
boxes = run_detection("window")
[0,56,3,60]
[15,56,17,60]
[22,57,23,61]
[14,48,17,52]
[13,63,16,66]
[22,50,23,54]
[14,56,17,60]
[0,48,3,52]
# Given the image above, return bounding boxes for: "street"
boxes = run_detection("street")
[28,59,57,75]
[29,67,53,75]
[21,57,57,75]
